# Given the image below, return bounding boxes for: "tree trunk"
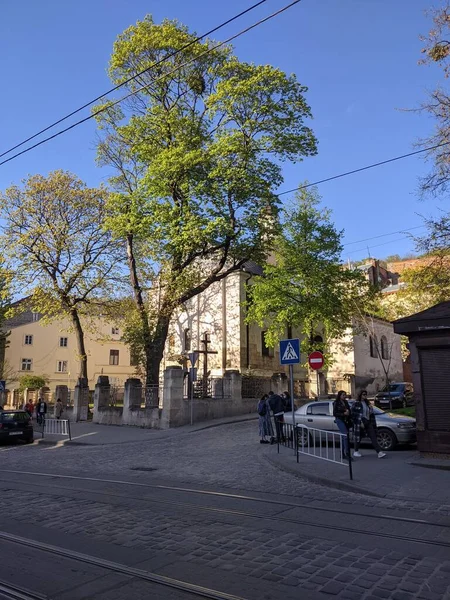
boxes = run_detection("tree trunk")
[146,314,171,385]
[126,233,157,383]
[69,307,88,380]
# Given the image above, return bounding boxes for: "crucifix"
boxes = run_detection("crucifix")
[193,332,218,396]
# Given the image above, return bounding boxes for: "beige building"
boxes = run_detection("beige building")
[2,264,403,400]
[3,306,136,396]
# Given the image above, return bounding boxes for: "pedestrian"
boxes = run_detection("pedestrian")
[332,390,352,460]
[24,400,33,418]
[257,394,274,444]
[35,397,47,425]
[55,398,63,420]
[352,390,386,459]
[268,391,285,443]
[281,391,292,413]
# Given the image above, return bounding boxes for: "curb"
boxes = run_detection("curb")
[409,460,450,472]
[265,451,385,499]
[189,416,258,432]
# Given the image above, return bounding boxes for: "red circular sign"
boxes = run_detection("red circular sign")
[308,351,324,370]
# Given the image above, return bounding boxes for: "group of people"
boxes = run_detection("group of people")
[23,397,64,423]
[257,391,291,444]
[333,389,386,459]
[257,388,386,459]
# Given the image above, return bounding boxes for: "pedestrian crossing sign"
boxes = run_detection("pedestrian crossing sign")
[279,339,300,365]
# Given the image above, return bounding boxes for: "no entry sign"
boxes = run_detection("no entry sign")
[308,351,324,370]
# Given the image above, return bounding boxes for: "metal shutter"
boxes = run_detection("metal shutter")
[419,347,450,432]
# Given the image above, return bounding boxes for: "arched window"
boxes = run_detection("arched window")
[369,336,377,358]
[184,328,191,352]
[380,335,389,360]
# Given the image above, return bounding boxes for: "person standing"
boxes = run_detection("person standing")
[257,394,274,444]
[352,390,386,459]
[24,400,33,418]
[54,398,64,420]
[333,390,352,460]
[268,391,285,443]
[36,397,47,425]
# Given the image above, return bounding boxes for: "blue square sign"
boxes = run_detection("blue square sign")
[279,338,300,365]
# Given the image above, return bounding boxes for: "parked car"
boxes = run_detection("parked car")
[0,410,34,444]
[374,382,414,409]
[285,400,416,451]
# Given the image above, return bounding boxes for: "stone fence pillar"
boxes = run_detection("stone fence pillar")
[73,377,90,422]
[93,376,110,423]
[123,378,142,423]
[271,372,288,396]
[224,370,241,400]
[55,385,69,411]
[161,366,185,428]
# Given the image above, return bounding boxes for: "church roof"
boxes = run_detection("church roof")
[241,261,264,276]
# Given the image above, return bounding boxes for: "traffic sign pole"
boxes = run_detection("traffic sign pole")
[289,364,295,454]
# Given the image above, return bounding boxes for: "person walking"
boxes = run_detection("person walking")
[268,391,285,443]
[54,398,64,420]
[257,394,274,444]
[35,397,47,426]
[333,390,352,460]
[24,400,33,418]
[352,390,386,459]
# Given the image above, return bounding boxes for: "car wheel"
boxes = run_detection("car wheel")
[25,436,34,444]
[297,428,310,448]
[377,428,397,451]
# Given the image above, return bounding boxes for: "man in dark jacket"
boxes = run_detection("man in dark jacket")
[268,391,285,443]
[36,397,47,425]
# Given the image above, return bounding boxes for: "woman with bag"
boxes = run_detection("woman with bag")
[333,390,352,460]
[351,390,386,459]
[257,394,274,444]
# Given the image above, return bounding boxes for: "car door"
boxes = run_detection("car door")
[305,402,333,430]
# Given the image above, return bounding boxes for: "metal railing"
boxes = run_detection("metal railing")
[41,418,72,440]
[296,424,353,480]
[142,385,162,409]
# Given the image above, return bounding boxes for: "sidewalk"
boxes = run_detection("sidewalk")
[36,413,258,446]
[267,443,450,503]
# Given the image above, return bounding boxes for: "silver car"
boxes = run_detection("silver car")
[285,400,416,451]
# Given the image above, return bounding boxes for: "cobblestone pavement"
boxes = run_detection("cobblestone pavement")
[1,421,450,599]
[1,421,449,517]
[1,487,449,600]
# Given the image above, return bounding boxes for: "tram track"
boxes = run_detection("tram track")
[0,470,449,550]
[0,532,247,600]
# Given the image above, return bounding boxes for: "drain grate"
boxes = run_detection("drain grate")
[130,467,158,472]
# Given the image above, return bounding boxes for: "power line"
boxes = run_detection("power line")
[342,225,426,247]
[0,0,269,160]
[346,235,415,257]
[276,140,450,198]
[0,0,301,168]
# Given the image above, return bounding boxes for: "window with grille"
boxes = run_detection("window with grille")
[109,349,119,365]
[21,358,32,371]
[24,334,33,345]
[59,337,68,347]
[369,336,378,358]
[57,360,68,373]
[380,336,389,360]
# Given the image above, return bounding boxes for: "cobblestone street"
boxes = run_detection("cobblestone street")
[0,420,449,599]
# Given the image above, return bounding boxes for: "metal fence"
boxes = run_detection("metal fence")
[109,386,125,407]
[42,418,72,440]
[241,377,271,399]
[184,376,230,399]
[277,422,353,480]
[142,385,163,409]
[296,424,353,480]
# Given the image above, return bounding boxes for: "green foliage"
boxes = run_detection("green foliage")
[246,187,375,362]
[0,171,123,378]
[18,375,48,392]
[95,15,318,380]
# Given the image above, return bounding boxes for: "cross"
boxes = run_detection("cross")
[193,333,218,396]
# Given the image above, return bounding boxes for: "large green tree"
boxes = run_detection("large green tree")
[246,187,374,360]
[95,16,317,383]
[0,171,122,380]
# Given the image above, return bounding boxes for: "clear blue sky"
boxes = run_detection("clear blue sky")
[0,0,447,261]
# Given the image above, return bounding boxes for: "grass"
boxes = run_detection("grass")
[390,406,416,418]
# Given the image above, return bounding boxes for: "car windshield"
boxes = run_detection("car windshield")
[348,401,385,415]
[0,412,28,422]
[385,384,404,393]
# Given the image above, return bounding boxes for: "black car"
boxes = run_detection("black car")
[0,410,34,444]
[374,382,414,410]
